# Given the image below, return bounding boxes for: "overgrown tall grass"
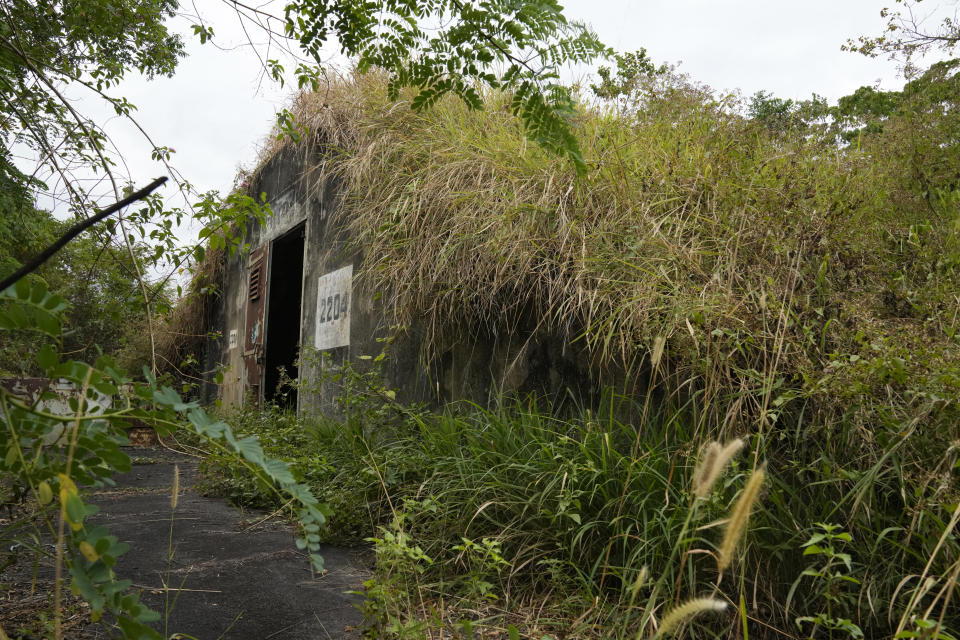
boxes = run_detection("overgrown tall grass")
[202,382,958,638]
[209,67,960,638]
[278,70,960,445]
[203,395,736,636]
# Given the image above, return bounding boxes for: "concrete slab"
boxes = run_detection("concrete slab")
[1,448,370,639]
[94,448,369,639]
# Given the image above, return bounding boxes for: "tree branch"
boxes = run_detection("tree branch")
[0,177,168,292]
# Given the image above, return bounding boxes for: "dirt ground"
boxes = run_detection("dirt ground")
[1,448,370,639]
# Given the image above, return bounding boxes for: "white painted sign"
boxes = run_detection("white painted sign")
[315,265,352,350]
[228,329,238,349]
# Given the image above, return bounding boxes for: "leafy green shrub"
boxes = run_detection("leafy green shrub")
[793,524,863,639]
[197,404,332,509]
[197,352,428,543]
[270,70,960,452]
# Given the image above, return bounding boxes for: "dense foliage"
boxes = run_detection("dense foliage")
[202,366,955,638]
[0,278,332,639]
[0,206,171,374]
[274,65,960,449]
[206,56,960,638]
[3,0,960,637]
[0,0,617,636]
[0,0,184,190]
[283,0,608,172]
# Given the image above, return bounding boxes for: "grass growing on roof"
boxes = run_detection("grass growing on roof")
[259,68,960,448]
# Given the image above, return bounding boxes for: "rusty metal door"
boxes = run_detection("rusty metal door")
[243,244,269,405]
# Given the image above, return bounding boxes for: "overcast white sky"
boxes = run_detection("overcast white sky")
[73,1,923,220]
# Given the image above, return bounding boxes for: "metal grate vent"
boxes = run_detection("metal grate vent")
[248,267,261,302]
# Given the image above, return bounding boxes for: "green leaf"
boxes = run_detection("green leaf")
[36,344,58,371]
[263,457,296,485]
[37,481,53,505]
[1,304,29,329]
[69,564,102,607]
[803,532,826,546]
[153,386,194,412]
[14,278,30,300]
[233,435,264,465]
[66,493,87,527]
[836,552,853,571]
[0,309,18,330]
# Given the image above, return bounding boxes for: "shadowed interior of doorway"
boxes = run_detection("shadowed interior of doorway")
[264,222,305,408]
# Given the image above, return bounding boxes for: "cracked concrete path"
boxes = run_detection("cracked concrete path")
[85,448,370,639]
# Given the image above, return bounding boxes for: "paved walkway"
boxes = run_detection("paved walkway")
[85,448,369,639]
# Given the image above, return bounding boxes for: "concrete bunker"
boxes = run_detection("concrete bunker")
[195,75,676,415]
[203,143,603,415]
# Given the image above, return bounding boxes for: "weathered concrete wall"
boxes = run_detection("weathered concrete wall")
[214,146,316,408]
[206,146,605,416]
[207,146,429,413]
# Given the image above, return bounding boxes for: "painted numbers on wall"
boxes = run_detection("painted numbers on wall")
[315,265,352,350]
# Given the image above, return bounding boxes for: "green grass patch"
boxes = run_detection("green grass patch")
[199,372,959,638]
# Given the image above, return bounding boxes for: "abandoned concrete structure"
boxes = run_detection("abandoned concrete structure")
[204,145,596,415]
[205,145,389,412]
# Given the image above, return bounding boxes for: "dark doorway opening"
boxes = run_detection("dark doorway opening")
[264,223,305,408]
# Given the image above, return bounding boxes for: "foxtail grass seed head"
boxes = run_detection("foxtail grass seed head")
[654,597,728,638]
[631,565,649,599]
[693,439,743,498]
[171,464,180,511]
[650,336,666,371]
[692,442,721,497]
[717,463,766,572]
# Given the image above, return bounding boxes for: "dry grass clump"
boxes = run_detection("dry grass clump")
[256,69,959,450]
[120,241,226,381]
